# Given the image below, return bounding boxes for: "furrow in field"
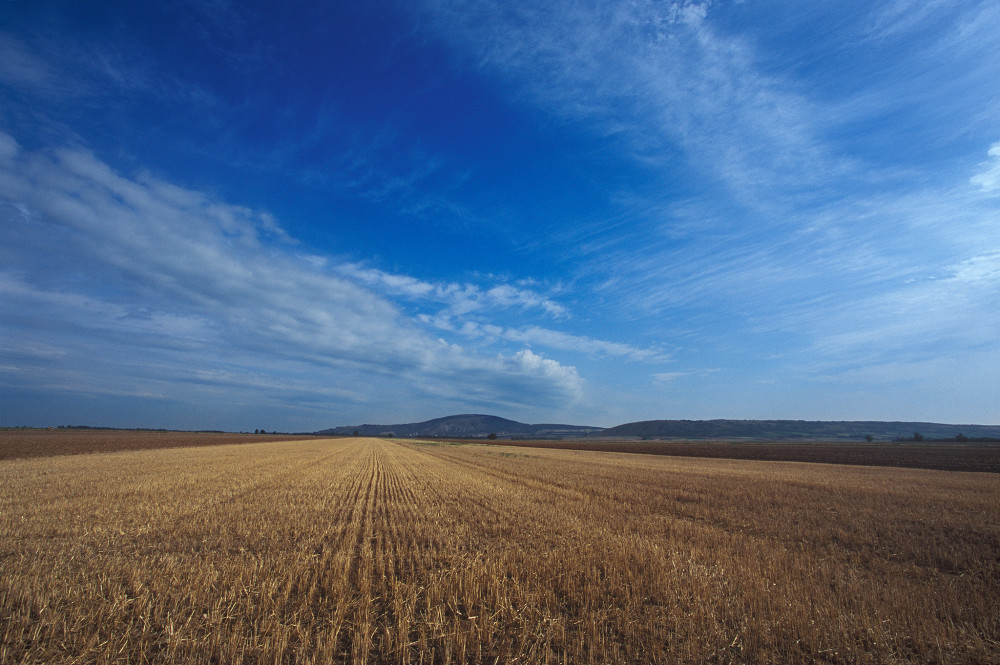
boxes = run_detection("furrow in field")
[376,449,419,663]
[302,440,372,662]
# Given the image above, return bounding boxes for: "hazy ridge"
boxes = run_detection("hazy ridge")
[315,414,603,438]
[317,415,1000,441]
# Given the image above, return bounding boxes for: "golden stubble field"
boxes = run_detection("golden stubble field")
[2,437,998,664]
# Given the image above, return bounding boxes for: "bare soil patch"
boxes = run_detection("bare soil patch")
[0,428,310,460]
[448,438,1000,472]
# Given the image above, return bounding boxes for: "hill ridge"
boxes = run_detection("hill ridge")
[316,415,1000,441]
[315,413,603,438]
[594,419,1000,441]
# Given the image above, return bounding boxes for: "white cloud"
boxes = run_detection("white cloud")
[864,0,952,40]
[0,33,59,91]
[502,326,669,362]
[652,368,718,384]
[653,370,694,384]
[338,264,567,318]
[416,0,833,205]
[506,349,583,400]
[0,133,584,421]
[948,250,1000,283]
[971,141,1000,192]
[0,132,17,160]
[418,314,667,363]
[652,371,687,383]
[797,249,1000,376]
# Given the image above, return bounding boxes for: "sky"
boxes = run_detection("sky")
[1,0,999,431]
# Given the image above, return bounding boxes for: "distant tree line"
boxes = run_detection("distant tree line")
[891,432,1000,443]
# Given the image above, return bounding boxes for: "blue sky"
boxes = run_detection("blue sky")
[2,0,998,431]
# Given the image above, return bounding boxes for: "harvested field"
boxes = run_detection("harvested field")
[0,429,309,461]
[2,436,999,664]
[464,438,1000,473]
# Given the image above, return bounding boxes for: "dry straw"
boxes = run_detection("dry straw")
[2,436,998,663]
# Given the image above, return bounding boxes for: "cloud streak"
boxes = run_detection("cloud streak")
[0,131,584,427]
[971,141,1000,193]
[416,0,839,206]
[339,264,567,318]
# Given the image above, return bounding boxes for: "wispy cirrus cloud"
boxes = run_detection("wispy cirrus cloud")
[0,32,60,92]
[0,27,208,107]
[422,9,997,296]
[416,0,836,205]
[802,250,1000,364]
[863,0,953,40]
[338,263,567,317]
[652,368,718,384]
[417,315,667,363]
[501,326,667,362]
[411,0,1000,424]
[971,142,1000,193]
[0,130,583,427]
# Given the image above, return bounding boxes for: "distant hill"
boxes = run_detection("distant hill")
[315,414,604,439]
[317,415,1000,441]
[591,419,1000,441]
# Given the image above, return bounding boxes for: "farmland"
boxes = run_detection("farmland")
[0,429,308,461]
[2,436,999,664]
[468,438,1000,473]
